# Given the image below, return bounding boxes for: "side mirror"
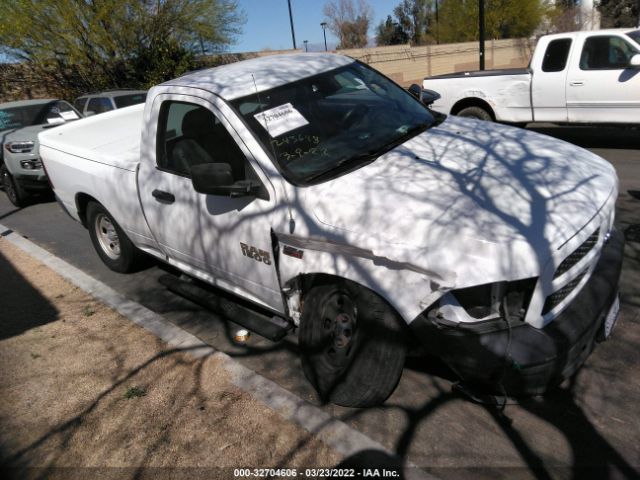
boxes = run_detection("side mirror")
[190,163,260,198]
[421,89,441,106]
[629,54,640,68]
[408,84,441,106]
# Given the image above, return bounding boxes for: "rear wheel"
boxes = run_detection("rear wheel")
[457,106,493,121]
[1,164,28,207]
[299,279,406,407]
[87,201,140,273]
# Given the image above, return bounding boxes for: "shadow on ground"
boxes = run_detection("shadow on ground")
[0,250,59,341]
[527,125,640,150]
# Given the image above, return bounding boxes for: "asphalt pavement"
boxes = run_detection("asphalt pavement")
[1,124,639,479]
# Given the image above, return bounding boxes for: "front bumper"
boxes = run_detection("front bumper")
[410,227,625,396]
[14,173,50,191]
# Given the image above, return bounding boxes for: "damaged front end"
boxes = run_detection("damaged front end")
[410,228,625,396]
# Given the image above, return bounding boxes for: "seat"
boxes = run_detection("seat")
[169,108,218,175]
[170,107,245,181]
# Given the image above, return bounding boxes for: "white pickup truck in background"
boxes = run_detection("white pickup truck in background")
[423,28,640,124]
[39,53,624,407]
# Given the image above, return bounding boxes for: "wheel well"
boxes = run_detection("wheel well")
[285,273,408,328]
[75,193,99,227]
[451,98,495,120]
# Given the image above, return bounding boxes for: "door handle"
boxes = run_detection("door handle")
[569,81,585,86]
[152,189,175,204]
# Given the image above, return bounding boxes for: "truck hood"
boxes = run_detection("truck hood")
[304,116,616,284]
[5,124,54,143]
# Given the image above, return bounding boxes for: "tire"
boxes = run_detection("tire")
[1,164,29,207]
[299,279,407,407]
[456,106,493,121]
[86,201,140,273]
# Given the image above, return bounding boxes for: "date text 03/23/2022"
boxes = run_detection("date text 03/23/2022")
[233,467,401,477]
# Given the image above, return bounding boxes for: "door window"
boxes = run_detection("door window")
[156,101,254,183]
[542,38,572,72]
[580,35,639,70]
[74,97,88,112]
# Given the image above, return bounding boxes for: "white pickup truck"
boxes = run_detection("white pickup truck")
[39,53,623,407]
[423,28,640,124]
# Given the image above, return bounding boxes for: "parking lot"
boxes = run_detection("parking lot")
[1,125,639,479]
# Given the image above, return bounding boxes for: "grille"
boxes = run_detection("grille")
[542,269,588,315]
[554,229,599,279]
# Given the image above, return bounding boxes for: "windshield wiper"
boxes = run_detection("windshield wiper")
[301,122,431,185]
[301,151,379,184]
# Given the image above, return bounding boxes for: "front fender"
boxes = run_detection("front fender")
[276,234,451,324]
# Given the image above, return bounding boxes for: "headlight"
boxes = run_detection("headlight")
[5,141,35,153]
[432,279,536,325]
[20,159,43,170]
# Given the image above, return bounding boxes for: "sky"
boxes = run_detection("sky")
[229,0,401,53]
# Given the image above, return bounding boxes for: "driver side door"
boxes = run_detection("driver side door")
[566,33,640,123]
[138,93,284,312]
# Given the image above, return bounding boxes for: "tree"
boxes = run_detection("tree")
[436,0,545,43]
[0,0,245,97]
[376,15,410,45]
[323,0,373,49]
[598,0,639,28]
[376,0,437,46]
[393,0,433,45]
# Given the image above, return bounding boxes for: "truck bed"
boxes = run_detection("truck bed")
[39,104,144,171]
[425,67,531,80]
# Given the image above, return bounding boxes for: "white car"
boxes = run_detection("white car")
[1,99,81,206]
[39,53,624,407]
[423,28,640,125]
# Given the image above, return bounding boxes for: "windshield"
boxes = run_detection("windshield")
[230,61,438,185]
[114,93,147,108]
[0,103,50,130]
[627,30,640,47]
[0,101,80,131]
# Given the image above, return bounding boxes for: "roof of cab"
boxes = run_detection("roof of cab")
[159,53,355,100]
[541,28,639,42]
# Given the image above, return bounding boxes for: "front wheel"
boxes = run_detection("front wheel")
[1,164,28,207]
[299,279,407,407]
[457,106,493,121]
[86,202,140,273]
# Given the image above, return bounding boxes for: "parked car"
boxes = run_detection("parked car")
[74,90,147,117]
[1,99,81,206]
[39,53,623,407]
[423,28,640,124]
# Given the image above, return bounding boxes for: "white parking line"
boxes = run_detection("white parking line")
[0,222,436,480]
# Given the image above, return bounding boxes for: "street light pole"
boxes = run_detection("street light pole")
[303,40,308,52]
[320,22,328,51]
[435,0,439,45]
[287,0,297,50]
[479,0,485,70]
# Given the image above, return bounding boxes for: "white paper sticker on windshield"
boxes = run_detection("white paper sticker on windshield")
[253,103,308,137]
[60,111,79,120]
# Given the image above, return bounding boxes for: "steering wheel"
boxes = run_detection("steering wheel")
[340,104,369,129]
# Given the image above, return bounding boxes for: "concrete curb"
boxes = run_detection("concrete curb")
[0,223,436,480]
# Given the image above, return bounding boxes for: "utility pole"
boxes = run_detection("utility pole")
[303,40,308,52]
[435,0,439,45]
[287,0,297,50]
[321,22,328,51]
[479,0,485,70]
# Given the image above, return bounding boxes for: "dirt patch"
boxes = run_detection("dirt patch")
[0,238,340,478]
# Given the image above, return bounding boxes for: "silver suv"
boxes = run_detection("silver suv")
[74,90,147,117]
